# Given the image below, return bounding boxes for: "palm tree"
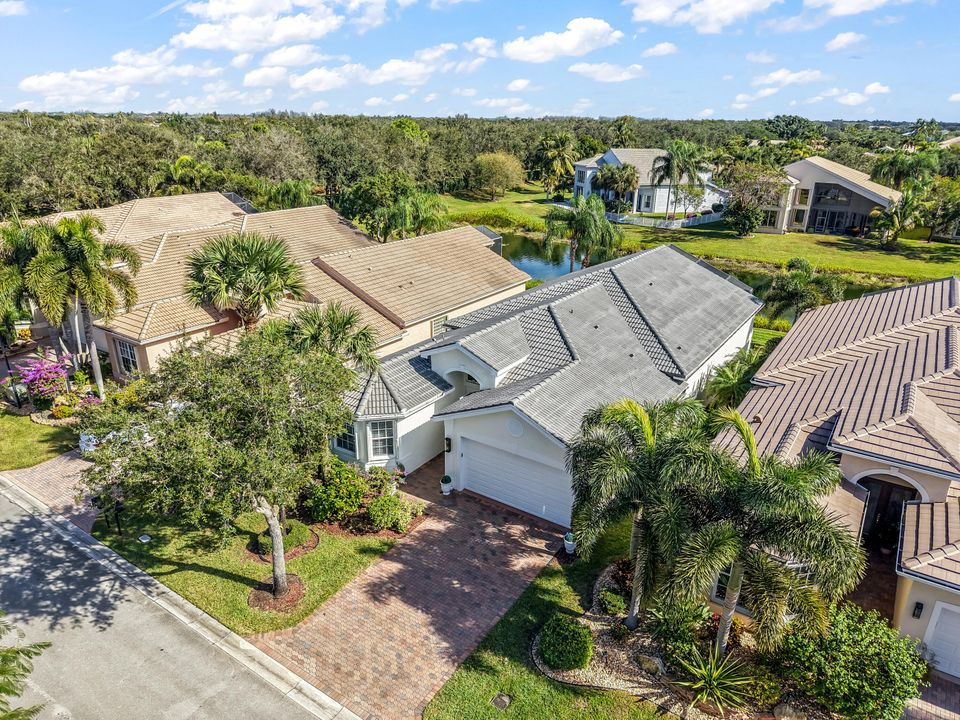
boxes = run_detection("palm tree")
[406,192,447,235]
[0,611,49,719]
[263,180,320,211]
[288,302,379,374]
[597,164,641,212]
[764,257,845,320]
[25,214,141,398]
[185,232,305,332]
[608,116,636,147]
[870,151,939,190]
[544,193,622,273]
[568,399,713,628]
[150,154,214,195]
[667,409,865,656]
[536,132,576,199]
[653,140,709,217]
[0,218,36,345]
[870,181,927,251]
[704,346,765,410]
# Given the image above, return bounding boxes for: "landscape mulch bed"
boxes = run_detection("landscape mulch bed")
[317,509,428,540]
[248,574,305,613]
[245,527,320,564]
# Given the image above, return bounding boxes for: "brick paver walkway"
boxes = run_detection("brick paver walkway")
[905,672,960,720]
[253,455,561,720]
[1,451,96,531]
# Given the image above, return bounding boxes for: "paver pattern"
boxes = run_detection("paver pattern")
[2,451,96,531]
[253,455,561,720]
[904,673,960,720]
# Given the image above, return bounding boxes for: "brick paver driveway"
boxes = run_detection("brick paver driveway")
[904,672,960,720]
[253,455,561,720]
[2,451,96,531]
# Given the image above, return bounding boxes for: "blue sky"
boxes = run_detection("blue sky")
[0,0,956,120]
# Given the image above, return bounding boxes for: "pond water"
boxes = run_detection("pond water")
[499,232,878,320]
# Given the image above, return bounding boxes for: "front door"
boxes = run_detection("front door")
[860,477,918,550]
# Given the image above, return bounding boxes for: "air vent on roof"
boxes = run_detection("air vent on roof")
[752,413,763,425]
[594,325,599,329]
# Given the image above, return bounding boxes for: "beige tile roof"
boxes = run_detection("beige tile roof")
[242,206,372,259]
[718,278,960,480]
[901,498,960,590]
[789,156,902,205]
[314,226,530,325]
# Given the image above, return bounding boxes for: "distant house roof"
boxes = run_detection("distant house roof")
[575,154,604,169]
[420,245,760,443]
[717,278,960,547]
[940,136,960,149]
[785,156,902,205]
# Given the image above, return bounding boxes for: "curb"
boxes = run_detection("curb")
[0,474,361,720]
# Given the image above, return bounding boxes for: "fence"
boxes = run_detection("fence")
[605,212,724,229]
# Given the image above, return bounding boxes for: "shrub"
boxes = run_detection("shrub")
[16,328,31,343]
[651,602,711,670]
[611,557,633,595]
[777,603,928,720]
[725,200,765,237]
[539,615,593,670]
[707,613,745,650]
[365,466,402,495]
[366,493,424,533]
[676,645,752,714]
[599,589,627,616]
[305,457,367,522]
[747,664,782,708]
[770,318,792,333]
[258,519,311,556]
[712,202,725,213]
[51,405,76,419]
[753,314,771,329]
[610,622,631,643]
[447,208,545,233]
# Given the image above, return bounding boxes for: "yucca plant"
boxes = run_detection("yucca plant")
[676,644,752,715]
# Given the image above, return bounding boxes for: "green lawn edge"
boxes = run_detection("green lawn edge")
[0,413,77,471]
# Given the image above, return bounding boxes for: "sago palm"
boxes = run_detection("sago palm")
[545,194,622,273]
[568,399,715,628]
[667,409,865,656]
[288,302,379,374]
[185,232,304,332]
[25,214,141,397]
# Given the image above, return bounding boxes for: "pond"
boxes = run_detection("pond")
[500,232,879,318]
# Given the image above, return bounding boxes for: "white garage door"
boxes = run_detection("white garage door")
[461,438,572,526]
[928,604,960,678]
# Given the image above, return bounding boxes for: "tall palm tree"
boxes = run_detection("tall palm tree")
[536,132,576,198]
[703,346,766,410]
[25,214,141,398]
[288,302,379,374]
[870,181,927,251]
[185,232,304,332]
[870,151,939,190]
[406,192,447,235]
[652,140,709,217]
[0,218,36,345]
[764,257,845,319]
[150,154,214,195]
[667,409,865,656]
[544,193,622,273]
[568,399,713,628]
[608,116,636,147]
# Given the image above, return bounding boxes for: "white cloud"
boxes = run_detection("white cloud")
[231,53,253,68]
[367,58,433,85]
[463,36,498,57]
[571,98,593,114]
[19,46,222,109]
[804,0,913,17]
[837,91,868,106]
[453,87,477,96]
[364,96,386,107]
[447,56,486,73]
[503,17,623,63]
[507,78,530,92]
[166,81,273,112]
[624,0,782,33]
[642,41,677,57]
[873,14,902,25]
[423,92,437,102]
[392,92,410,101]
[172,6,344,51]
[0,1,27,16]
[261,43,345,66]
[414,42,457,62]
[821,86,843,97]
[698,108,715,117]
[475,97,532,114]
[950,93,960,103]
[752,67,825,87]
[825,31,865,51]
[746,50,775,63]
[310,99,329,111]
[733,87,779,106]
[289,64,358,92]
[864,81,889,94]
[568,62,644,83]
[243,65,287,86]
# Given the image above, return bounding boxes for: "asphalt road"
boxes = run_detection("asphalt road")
[0,493,317,720]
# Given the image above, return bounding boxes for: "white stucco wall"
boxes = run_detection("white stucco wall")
[687,318,755,397]
[395,403,446,473]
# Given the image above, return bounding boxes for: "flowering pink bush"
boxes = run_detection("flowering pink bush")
[15,351,70,400]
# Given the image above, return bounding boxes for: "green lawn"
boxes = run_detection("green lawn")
[752,327,787,349]
[442,185,960,283]
[93,511,393,636]
[0,412,76,471]
[424,515,660,720]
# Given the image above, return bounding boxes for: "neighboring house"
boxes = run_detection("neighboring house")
[759,156,901,235]
[573,148,727,214]
[26,193,529,378]
[334,245,762,526]
[718,278,960,678]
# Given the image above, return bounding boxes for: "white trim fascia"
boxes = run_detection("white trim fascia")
[848,466,932,502]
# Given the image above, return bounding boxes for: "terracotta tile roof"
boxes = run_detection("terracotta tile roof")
[788,156,902,204]
[314,226,529,325]
[900,499,960,591]
[720,279,960,479]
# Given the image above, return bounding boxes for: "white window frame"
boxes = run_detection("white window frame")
[334,423,357,455]
[431,315,448,337]
[643,194,652,210]
[793,208,806,225]
[369,420,395,459]
[797,188,810,206]
[116,339,139,375]
[762,209,778,228]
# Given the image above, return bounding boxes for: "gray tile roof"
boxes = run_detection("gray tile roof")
[434,246,759,443]
[350,341,453,419]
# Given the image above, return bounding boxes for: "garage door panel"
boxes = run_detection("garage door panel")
[461,438,571,526]
[930,605,960,678]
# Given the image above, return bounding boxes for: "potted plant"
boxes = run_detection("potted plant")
[564,532,576,555]
[440,475,453,496]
